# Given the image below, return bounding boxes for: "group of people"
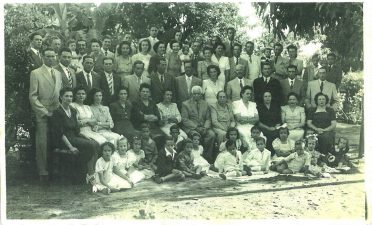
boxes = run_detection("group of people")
[27,25,351,192]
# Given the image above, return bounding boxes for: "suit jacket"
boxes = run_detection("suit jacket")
[123,74,151,103]
[181,98,211,133]
[303,64,319,83]
[190,53,204,77]
[306,80,339,107]
[150,72,176,104]
[100,72,123,105]
[55,64,77,88]
[101,49,115,58]
[279,78,305,105]
[223,40,235,58]
[75,70,101,93]
[29,65,62,119]
[26,48,43,72]
[156,148,178,176]
[228,56,249,81]
[226,78,253,102]
[175,75,203,106]
[253,76,283,105]
[288,58,304,76]
[326,64,343,89]
[148,54,162,75]
[92,53,105,74]
[273,55,289,79]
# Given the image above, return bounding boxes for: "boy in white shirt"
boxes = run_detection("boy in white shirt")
[242,137,271,173]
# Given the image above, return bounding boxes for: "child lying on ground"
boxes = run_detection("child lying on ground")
[214,140,252,179]
[271,139,310,174]
[154,136,185,183]
[242,137,271,174]
[94,142,133,194]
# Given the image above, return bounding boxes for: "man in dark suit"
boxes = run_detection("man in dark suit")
[190,40,204,76]
[279,65,305,105]
[29,48,62,182]
[326,53,343,90]
[76,55,101,93]
[272,42,289,80]
[223,27,236,58]
[253,62,283,105]
[26,32,43,72]
[228,43,249,81]
[150,57,175,104]
[175,60,202,108]
[181,86,216,163]
[55,48,77,89]
[100,57,122,105]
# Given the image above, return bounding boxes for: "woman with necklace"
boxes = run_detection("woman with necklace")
[51,87,99,185]
[88,88,121,147]
[109,87,137,140]
[202,65,224,106]
[281,92,306,141]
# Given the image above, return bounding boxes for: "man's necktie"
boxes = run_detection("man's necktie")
[240,79,243,89]
[105,50,108,56]
[66,68,73,87]
[265,77,268,84]
[37,51,42,61]
[249,55,252,63]
[160,74,164,84]
[275,56,278,64]
[236,57,239,65]
[87,73,92,89]
[51,69,56,84]
[108,74,113,95]
[187,77,191,94]
[290,80,294,89]
[320,81,324,93]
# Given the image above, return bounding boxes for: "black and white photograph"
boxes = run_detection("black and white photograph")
[1,1,369,223]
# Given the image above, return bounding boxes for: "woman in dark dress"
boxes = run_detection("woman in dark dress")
[109,87,137,139]
[307,92,337,154]
[132,83,163,141]
[51,87,99,185]
[257,90,282,155]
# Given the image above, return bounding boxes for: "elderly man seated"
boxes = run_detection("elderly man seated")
[181,85,216,163]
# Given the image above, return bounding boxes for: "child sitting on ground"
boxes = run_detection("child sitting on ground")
[112,137,132,179]
[176,139,204,179]
[271,139,311,175]
[246,125,266,153]
[272,127,295,162]
[327,137,353,169]
[219,127,248,153]
[304,135,324,177]
[242,137,271,174]
[169,124,185,152]
[127,136,155,184]
[190,132,210,175]
[94,142,133,194]
[215,140,252,179]
[154,136,185,183]
[141,123,158,171]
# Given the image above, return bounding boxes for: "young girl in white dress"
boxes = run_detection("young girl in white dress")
[127,136,155,183]
[272,127,295,162]
[94,142,133,194]
[190,132,210,174]
[112,137,132,178]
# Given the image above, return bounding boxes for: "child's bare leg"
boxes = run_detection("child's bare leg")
[282,169,294,174]
[195,166,202,174]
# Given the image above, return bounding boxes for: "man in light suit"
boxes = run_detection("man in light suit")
[326,53,343,90]
[305,67,339,110]
[123,60,151,103]
[100,57,122,105]
[150,57,175,104]
[76,55,101,94]
[287,44,304,78]
[226,64,253,101]
[273,42,289,80]
[147,26,159,56]
[303,54,320,93]
[181,86,216,163]
[55,48,77,88]
[241,41,261,81]
[228,43,249,81]
[29,48,62,182]
[280,65,305,105]
[175,60,202,108]
[101,35,115,58]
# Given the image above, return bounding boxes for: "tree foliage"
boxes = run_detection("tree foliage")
[254,2,363,71]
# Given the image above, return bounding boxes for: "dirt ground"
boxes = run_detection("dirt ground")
[4,123,366,220]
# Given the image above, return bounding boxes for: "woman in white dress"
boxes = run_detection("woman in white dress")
[156,90,188,138]
[132,38,152,76]
[202,64,224,106]
[211,42,230,85]
[89,88,122,147]
[70,87,107,145]
[232,86,259,145]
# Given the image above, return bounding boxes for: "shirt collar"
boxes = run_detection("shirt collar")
[104,71,112,77]
[30,47,39,55]
[165,147,177,157]
[288,78,295,82]
[185,74,192,80]
[83,70,91,77]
